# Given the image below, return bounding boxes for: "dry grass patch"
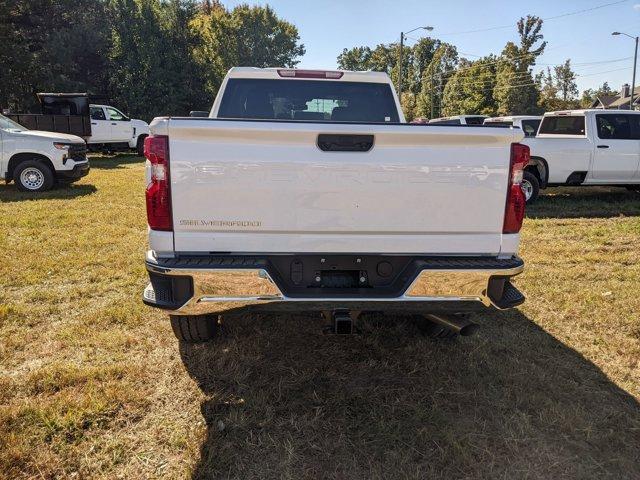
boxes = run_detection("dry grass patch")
[1,157,639,479]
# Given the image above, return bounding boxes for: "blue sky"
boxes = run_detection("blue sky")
[222,0,640,94]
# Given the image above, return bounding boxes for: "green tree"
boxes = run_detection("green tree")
[415,43,458,118]
[337,43,397,73]
[229,5,304,67]
[191,3,304,104]
[537,67,561,111]
[554,59,578,103]
[0,0,110,112]
[494,15,546,115]
[441,56,498,116]
[337,37,441,119]
[336,46,372,70]
[537,60,580,111]
[38,0,111,95]
[0,0,36,111]
[581,82,613,108]
[405,37,440,96]
[1,0,304,120]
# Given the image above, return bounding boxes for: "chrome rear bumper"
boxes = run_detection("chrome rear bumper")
[144,251,524,315]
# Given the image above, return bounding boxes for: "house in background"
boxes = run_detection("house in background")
[591,84,640,110]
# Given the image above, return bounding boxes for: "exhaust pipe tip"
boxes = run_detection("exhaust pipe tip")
[458,322,480,337]
[423,313,479,338]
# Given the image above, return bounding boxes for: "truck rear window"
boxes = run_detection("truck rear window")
[429,118,462,125]
[464,116,486,125]
[538,116,585,135]
[217,79,400,123]
[484,121,513,127]
[521,119,541,137]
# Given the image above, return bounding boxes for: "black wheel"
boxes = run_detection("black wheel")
[136,135,147,157]
[170,315,218,343]
[522,170,540,204]
[13,160,55,192]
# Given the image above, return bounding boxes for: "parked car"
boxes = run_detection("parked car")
[142,67,528,343]
[483,116,542,137]
[0,114,89,192]
[7,93,149,155]
[520,109,640,203]
[428,115,488,125]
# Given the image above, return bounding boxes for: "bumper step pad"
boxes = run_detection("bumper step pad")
[491,281,525,309]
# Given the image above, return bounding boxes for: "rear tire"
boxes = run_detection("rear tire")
[14,160,55,192]
[522,171,540,204]
[170,315,218,343]
[136,135,147,157]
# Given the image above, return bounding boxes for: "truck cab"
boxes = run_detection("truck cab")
[0,114,89,192]
[521,109,640,203]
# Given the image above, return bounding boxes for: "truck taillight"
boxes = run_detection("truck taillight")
[144,135,172,231]
[503,143,530,234]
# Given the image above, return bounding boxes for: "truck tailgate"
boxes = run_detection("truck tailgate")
[165,119,522,255]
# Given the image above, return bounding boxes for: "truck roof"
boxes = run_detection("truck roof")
[484,115,541,122]
[428,115,488,122]
[226,67,393,84]
[543,109,640,116]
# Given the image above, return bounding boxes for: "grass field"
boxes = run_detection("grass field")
[1,154,640,479]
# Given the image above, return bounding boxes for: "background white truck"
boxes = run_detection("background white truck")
[88,104,149,155]
[142,67,529,342]
[521,109,640,203]
[6,93,149,156]
[428,115,488,125]
[0,114,89,191]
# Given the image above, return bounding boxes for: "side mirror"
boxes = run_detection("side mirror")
[190,110,209,118]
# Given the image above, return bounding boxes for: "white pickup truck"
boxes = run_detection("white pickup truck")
[1,114,89,192]
[521,109,640,203]
[88,104,149,155]
[142,67,529,342]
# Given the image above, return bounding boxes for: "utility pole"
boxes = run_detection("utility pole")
[438,73,443,117]
[632,36,638,110]
[398,33,404,101]
[612,32,639,110]
[397,26,434,103]
[430,75,434,119]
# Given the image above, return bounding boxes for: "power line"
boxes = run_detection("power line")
[457,52,632,67]
[577,66,630,77]
[537,57,631,67]
[430,66,632,96]
[436,0,629,37]
[422,54,633,82]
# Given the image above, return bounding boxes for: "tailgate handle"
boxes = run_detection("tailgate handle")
[317,134,374,152]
